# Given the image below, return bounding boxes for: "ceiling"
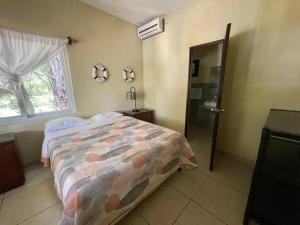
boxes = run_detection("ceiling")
[79,0,190,25]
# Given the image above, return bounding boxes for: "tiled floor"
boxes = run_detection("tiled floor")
[0,153,257,225]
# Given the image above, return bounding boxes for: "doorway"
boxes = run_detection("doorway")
[185,24,231,171]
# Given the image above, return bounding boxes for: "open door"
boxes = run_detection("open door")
[185,23,231,171]
[209,23,231,170]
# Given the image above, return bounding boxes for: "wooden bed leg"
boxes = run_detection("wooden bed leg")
[178,167,182,172]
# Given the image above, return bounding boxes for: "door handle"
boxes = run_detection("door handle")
[210,108,225,113]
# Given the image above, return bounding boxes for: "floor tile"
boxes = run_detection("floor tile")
[19,203,63,225]
[193,178,247,225]
[0,180,60,225]
[174,201,226,225]
[193,152,213,176]
[167,169,207,198]
[137,184,189,225]
[211,157,253,194]
[117,210,148,225]
[189,139,211,156]
[0,157,255,225]
[4,166,52,198]
[188,127,212,156]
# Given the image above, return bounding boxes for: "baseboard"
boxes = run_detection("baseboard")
[217,150,256,167]
[23,159,41,168]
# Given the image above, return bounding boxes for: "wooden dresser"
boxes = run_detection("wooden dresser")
[244,109,300,225]
[119,109,155,123]
[0,133,25,193]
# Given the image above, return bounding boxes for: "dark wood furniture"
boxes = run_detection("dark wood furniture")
[119,109,154,123]
[244,109,300,225]
[0,133,25,193]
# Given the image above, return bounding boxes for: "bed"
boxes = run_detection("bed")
[41,115,197,225]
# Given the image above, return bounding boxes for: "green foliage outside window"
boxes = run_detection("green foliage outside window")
[0,88,20,118]
[22,63,58,114]
[0,51,72,120]
[0,62,58,117]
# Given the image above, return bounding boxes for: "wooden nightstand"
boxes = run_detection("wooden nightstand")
[0,133,25,193]
[119,109,155,123]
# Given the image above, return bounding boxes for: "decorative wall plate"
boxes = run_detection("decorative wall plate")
[92,64,109,82]
[122,67,135,82]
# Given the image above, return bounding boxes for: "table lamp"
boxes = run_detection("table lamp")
[126,87,139,112]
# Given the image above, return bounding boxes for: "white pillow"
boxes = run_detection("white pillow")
[89,112,123,123]
[45,116,89,133]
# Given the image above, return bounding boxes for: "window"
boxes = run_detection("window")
[0,48,75,123]
[0,88,21,118]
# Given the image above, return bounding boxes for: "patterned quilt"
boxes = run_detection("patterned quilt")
[42,116,197,225]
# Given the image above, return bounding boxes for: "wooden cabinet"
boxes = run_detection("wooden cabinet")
[119,109,155,123]
[244,109,300,225]
[0,133,25,193]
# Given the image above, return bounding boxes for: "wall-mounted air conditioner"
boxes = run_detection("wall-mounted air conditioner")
[138,18,165,40]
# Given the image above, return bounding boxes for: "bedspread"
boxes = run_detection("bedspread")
[42,116,197,225]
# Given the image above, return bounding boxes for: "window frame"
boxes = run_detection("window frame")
[0,48,76,125]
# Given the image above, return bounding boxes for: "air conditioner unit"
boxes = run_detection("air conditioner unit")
[138,18,164,40]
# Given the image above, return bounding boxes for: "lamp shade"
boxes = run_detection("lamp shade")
[126,91,136,100]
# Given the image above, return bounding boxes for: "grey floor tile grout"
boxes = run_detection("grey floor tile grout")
[191,199,229,225]
[16,201,60,225]
[190,175,210,200]
[164,182,189,201]
[167,171,229,225]
[135,209,150,225]
[165,177,222,225]
[193,167,211,177]
[168,173,209,200]
[142,162,247,225]
[171,198,191,225]
[3,177,53,200]
[153,184,192,225]
[168,184,192,200]
[195,169,210,178]
[208,175,249,196]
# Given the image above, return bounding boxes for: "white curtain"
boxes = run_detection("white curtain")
[0,27,68,115]
[48,53,69,111]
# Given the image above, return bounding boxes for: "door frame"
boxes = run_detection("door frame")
[184,23,231,171]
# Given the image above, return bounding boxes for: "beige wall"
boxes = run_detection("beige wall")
[0,0,143,166]
[143,0,300,162]
[1,0,300,165]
